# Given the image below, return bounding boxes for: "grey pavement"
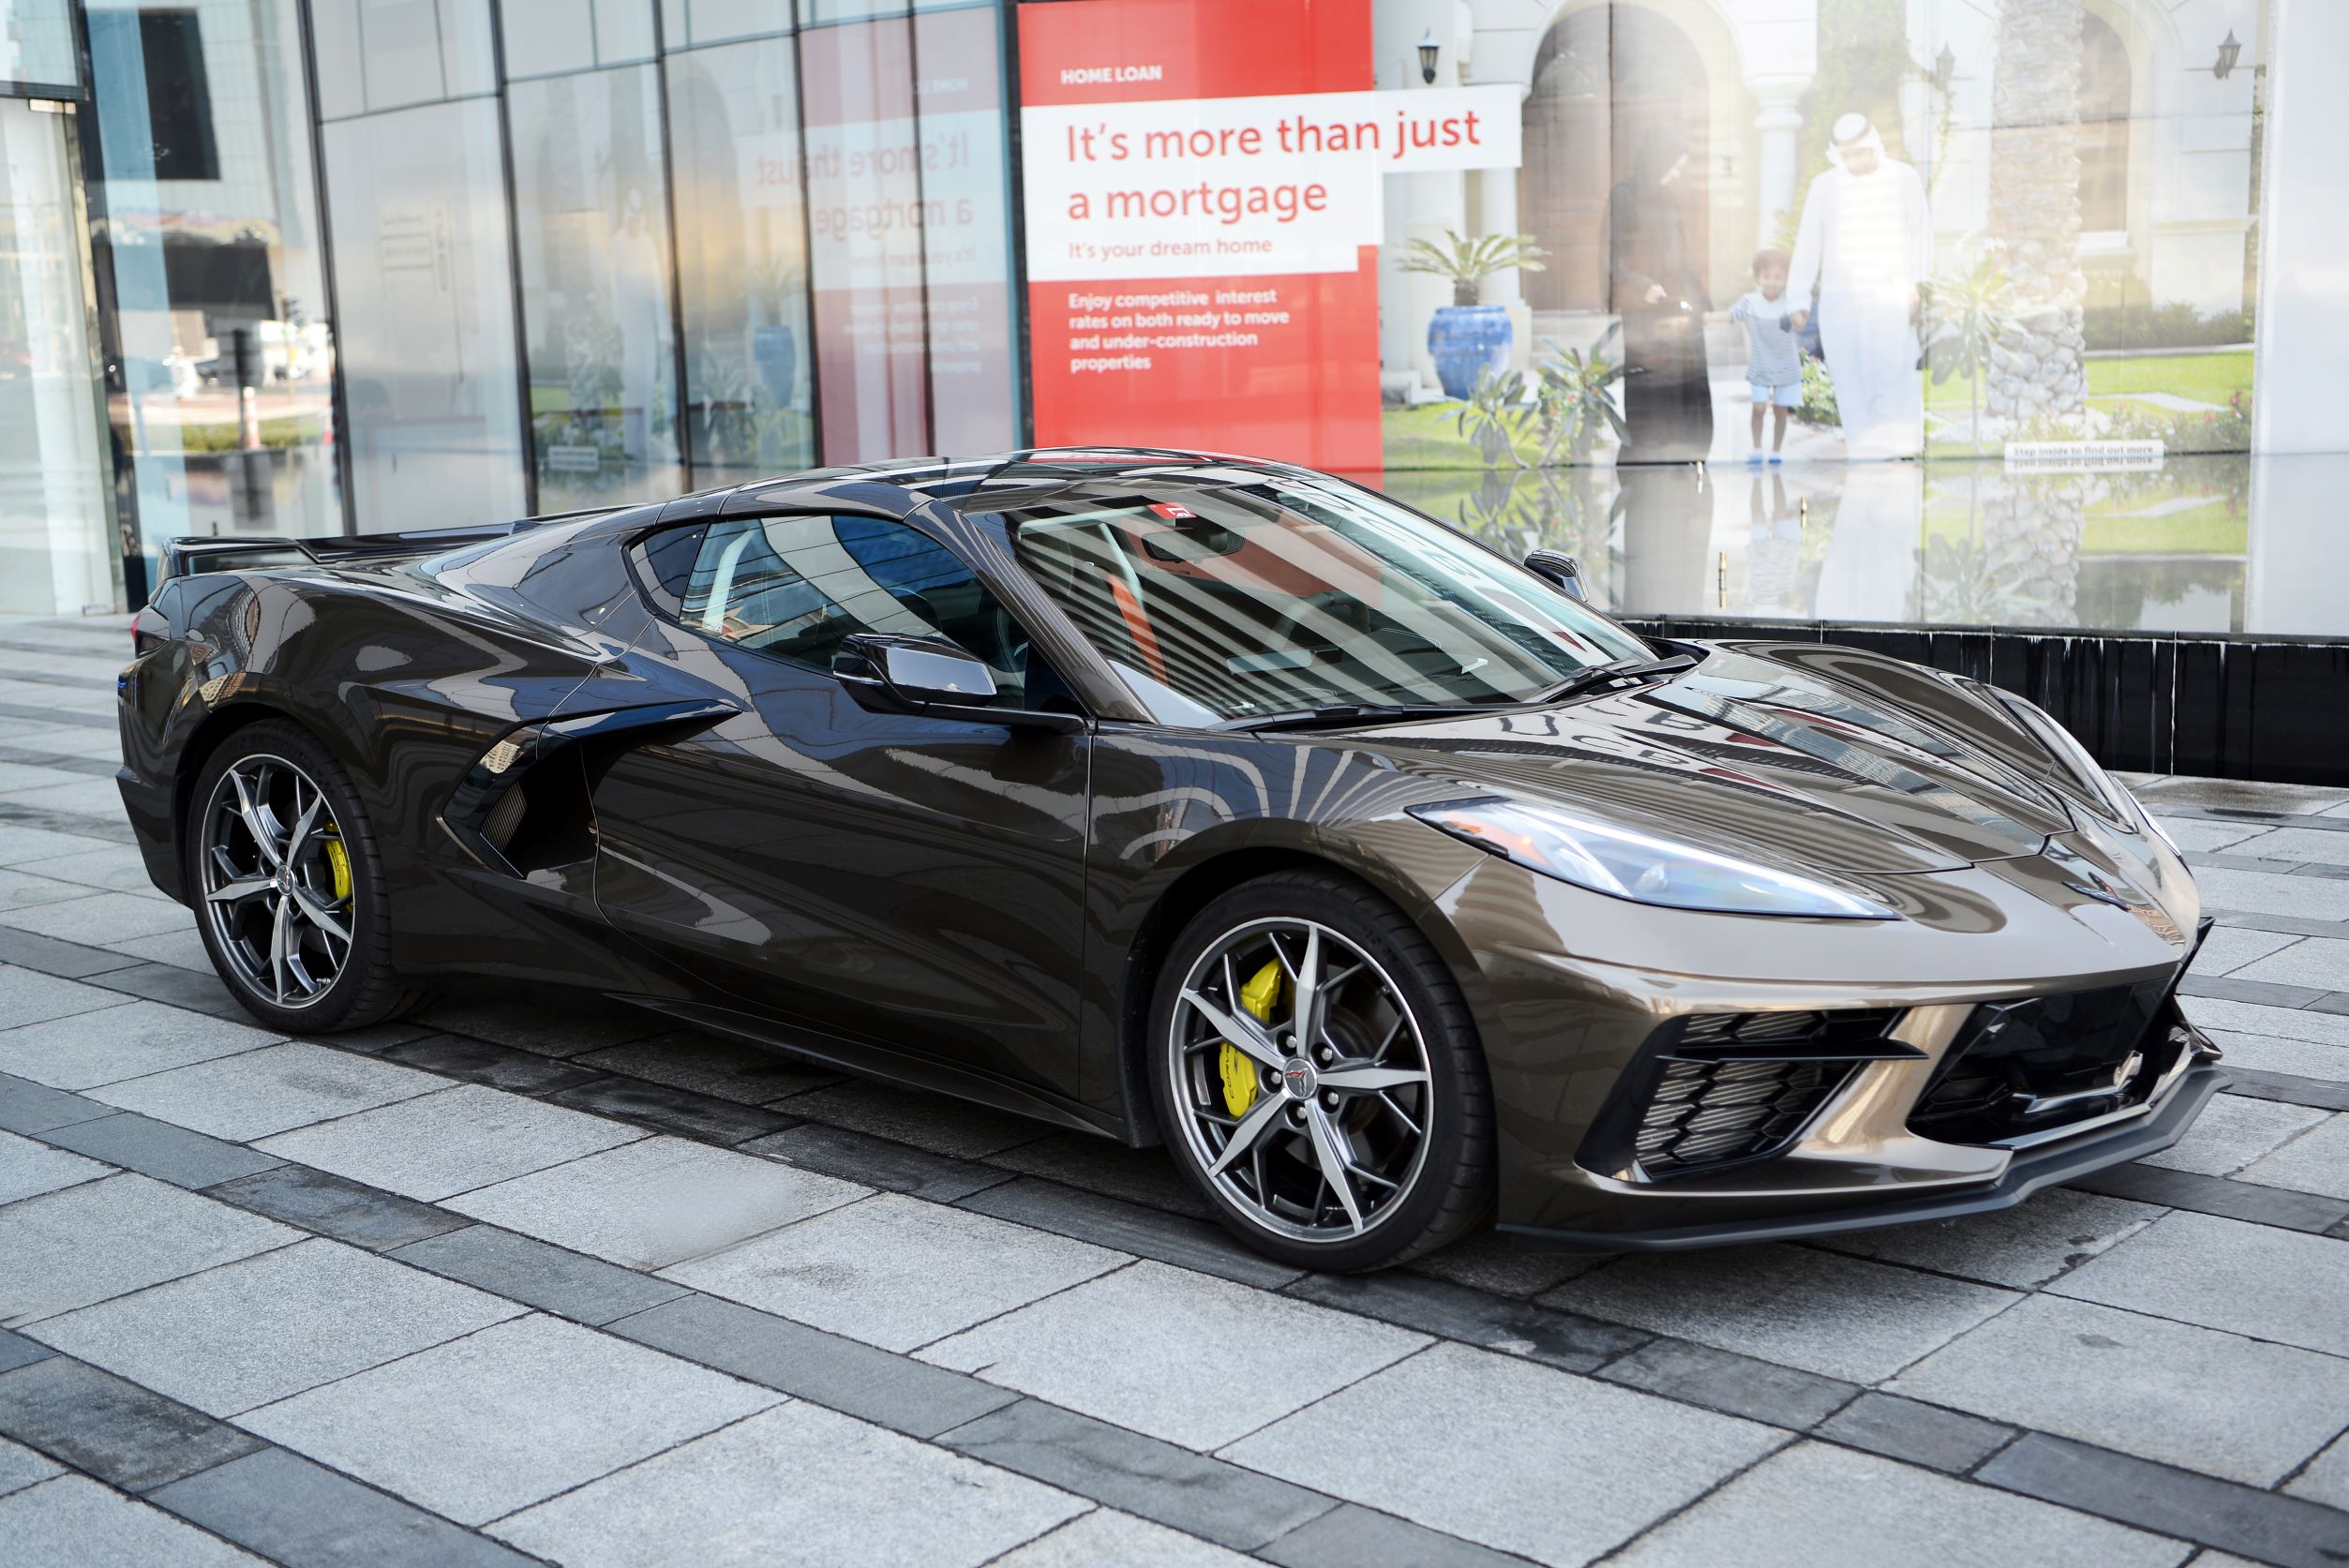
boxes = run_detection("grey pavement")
[0,616,2342,1566]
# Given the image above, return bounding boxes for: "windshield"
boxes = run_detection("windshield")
[994,473,1649,724]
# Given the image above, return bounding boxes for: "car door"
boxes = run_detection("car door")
[572,506,1092,1098]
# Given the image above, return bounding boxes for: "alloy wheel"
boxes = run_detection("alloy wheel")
[198,754,353,1009]
[1167,918,1434,1243]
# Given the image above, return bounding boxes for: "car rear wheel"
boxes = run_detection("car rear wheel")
[187,721,425,1033]
[1149,870,1493,1271]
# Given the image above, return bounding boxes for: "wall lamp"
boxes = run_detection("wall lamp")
[1418,29,1440,85]
[2212,29,2241,81]
[1934,43,1956,93]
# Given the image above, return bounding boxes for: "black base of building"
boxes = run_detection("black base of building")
[1623,616,2349,788]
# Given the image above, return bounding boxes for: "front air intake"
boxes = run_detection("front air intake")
[1633,1056,1857,1174]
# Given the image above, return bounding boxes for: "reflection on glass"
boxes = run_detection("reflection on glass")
[667,35,814,485]
[85,0,342,555]
[509,65,682,512]
[913,2,1018,455]
[2,0,82,89]
[0,99,117,614]
[322,99,527,532]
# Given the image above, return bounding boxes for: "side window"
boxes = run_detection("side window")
[672,514,1046,706]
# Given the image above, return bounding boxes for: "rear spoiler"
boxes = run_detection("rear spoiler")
[157,507,625,584]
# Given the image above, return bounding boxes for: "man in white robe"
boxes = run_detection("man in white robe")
[1788,114,1931,460]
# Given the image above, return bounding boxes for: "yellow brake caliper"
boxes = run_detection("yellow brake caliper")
[322,833,352,903]
[1218,961,1285,1116]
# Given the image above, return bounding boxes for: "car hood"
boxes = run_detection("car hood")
[1343,644,2087,876]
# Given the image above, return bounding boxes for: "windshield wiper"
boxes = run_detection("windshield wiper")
[1526,653,1699,706]
[1219,703,1489,734]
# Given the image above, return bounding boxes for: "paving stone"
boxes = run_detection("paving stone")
[41,1111,279,1190]
[447,1134,867,1270]
[1890,1293,2349,1486]
[546,1074,798,1145]
[2177,973,2327,1009]
[257,1083,644,1201]
[981,1130,1214,1219]
[2150,818,2267,853]
[1542,1244,2017,1383]
[205,1164,472,1250]
[2287,1431,2349,1513]
[0,927,142,978]
[2225,1067,2349,1112]
[2194,867,2349,922]
[577,1030,840,1103]
[107,928,212,971]
[1405,1229,1607,1298]
[2068,1160,2349,1233]
[1980,1433,2349,1568]
[0,1126,108,1203]
[150,1446,540,1568]
[3,1473,269,1568]
[1603,1440,2187,1568]
[82,961,247,1021]
[0,823,120,867]
[2136,778,2349,816]
[1222,1341,1785,1568]
[2191,926,2301,976]
[420,997,672,1057]
[0,869,107,912]
[935,1397,1333,1552]
[0,1172,298,1326]
[2239,1113,2349,1199]
[2051,1209,2349,1357]
[2205,1029,2349,1084]
[667,1190,1126,1351]
[2234,934,2349,991]
[87,1040,443,1142]
[0,1328,51,1373]
[31,1237,523,1415]
[921,1260,1428,1451]
[0,890,194,945]
[1285,1269,1646,1376]
[774,1077,1055,1159]
[1257,1503,1534,1568]
[1813,1187,2163,1290]
[1595,1335,1860,1431]
[0,963,128,1027]
[745,1120,1015,1203]
[996,1508,1258,1567]
[380,1032,610,1095]
[390,1225,692,1326]
[1814,1390,2016,1474]
[13,843,166,893]
[2137,1093,2327,1175]
[0,1435,60,1499]
[610,1291,1015,1438]
[0,1354,265,1491]
[959,1176,1300,1289]
[2235,828,2349,868]
[491,1401,1085,1568]
[0,1070,112,1135]
[244,1312,779,1526]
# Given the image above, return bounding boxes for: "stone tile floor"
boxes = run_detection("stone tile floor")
[0,613,2344,1566]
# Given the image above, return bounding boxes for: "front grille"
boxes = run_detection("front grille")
[1908,977,2183,1146]
[1633,1056,1857,1174]
[1608,1007,1902,1179]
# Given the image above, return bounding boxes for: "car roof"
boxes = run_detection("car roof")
[719,447,1321,513]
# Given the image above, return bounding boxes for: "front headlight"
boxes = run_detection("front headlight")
[1409,798,1898,919]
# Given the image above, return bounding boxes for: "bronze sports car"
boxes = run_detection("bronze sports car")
[117,450,2222,1270]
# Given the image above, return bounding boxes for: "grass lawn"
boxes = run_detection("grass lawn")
[1383,401,1545,468]
[2079,500,2248,556]
[2088,349,2252,404]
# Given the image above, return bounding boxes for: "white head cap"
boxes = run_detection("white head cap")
[1827,112,1886,168]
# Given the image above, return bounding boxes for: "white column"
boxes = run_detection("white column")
[1476,165,1521,306]
[1752,82,1806,251]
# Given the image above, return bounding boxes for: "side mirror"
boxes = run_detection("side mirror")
[833,633,1084,733]
[1524,548,1589,603]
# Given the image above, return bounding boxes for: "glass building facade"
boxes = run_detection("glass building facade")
[4,0,2342,642]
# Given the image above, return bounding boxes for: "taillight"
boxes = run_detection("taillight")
[131,605,170,658]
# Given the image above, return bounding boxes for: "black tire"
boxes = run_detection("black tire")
[184,720,427,1033]
[1147,869,1493,1272]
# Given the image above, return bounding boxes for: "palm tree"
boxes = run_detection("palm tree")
[1926,246,2025,454]
[1399,231,1548,307]
[1983,0,2088,430]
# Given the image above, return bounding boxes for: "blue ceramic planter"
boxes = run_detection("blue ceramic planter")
[1428,304,1513,400]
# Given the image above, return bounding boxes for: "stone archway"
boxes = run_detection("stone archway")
[1519,4,1711,314]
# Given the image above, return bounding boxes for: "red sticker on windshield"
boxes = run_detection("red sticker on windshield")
[1147,503,1197,521]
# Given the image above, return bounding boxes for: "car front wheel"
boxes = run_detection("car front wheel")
[1148,870,1493,1271]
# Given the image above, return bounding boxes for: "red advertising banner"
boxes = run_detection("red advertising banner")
[1016,0,1382,469]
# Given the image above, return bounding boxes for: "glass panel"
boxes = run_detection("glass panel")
[668,35,815,484]
[912,1,1016,454]
[86,0,343,558]
[509,64,683,511]
[800,12,927,462]
[0,100,118,613]
[501,0,593,78]
[439,0,496,96]
[359,0,448,112]
[682,0,792,48]
[681,512,1036,700]
[592,0,656,66]
[2,0,82,89]
[322,98,527,532]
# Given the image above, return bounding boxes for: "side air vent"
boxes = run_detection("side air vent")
[1634,1057,1857,1175]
